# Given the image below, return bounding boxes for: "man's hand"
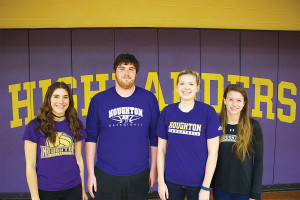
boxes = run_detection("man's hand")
[87,174,97,199]
[149,167,157,187]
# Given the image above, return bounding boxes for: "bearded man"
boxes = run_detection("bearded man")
[85,54,160,200]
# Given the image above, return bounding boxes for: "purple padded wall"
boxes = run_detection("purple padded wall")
[241,31,278,185]
[29,29,72,116]
[115,28,158,90]
[72,28,115,119]
[274,32,300,184]
[0,30,29,192]
[0,28,299,193]
[158,28,200,104]
[201,29,240,105]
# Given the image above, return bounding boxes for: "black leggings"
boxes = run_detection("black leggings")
[38,183,82,200]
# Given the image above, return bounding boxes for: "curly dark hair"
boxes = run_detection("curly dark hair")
[36,82,82,144]
[113,53,140,73]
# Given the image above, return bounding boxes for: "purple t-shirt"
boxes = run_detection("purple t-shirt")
[23,118,87,191]
[86,86,159,176]
[157,101,223,186]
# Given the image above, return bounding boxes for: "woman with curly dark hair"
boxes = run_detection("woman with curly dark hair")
[23,82,88,200]
[212,84,264,200]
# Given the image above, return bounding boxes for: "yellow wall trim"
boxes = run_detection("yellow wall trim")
[1,0,300,30]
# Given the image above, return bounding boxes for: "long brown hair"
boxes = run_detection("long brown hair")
[219,84,253,161]
[37,82,82,144]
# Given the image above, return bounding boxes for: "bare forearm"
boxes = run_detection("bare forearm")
[77,157,86,193]
[85,142,97,176]
[26,166,39,200]
[202,151,218,187]
[157,139,167,184]
[202,137,219,188]
[150,146,158,171]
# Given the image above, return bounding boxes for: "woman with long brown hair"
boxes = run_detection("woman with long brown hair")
[212,84,264,200]
[23,82,88,200]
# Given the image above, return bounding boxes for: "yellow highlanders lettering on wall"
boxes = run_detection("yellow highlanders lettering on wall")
[170,72,180,103]
[8,72,298,128]
[277,81,297,123]
[145,72,168,111]
[39,79,52,102]
[252,77,275,120]
[9,81,36,128]
[228,75,250,88]
[81,74,109,116]
[202,73,224,113]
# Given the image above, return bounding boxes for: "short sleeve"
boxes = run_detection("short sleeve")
[23,120,39,143]
[156,107,168,140]
[205,107,223,139]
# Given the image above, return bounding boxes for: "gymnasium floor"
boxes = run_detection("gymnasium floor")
[261,191,300,200]
[153,190,300,200]
[1,191,299,199]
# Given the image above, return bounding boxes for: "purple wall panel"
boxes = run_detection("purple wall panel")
[29,29,72,117]
[158,28,200,105]
[72,28,115,120]
[201,29,240,104]
[274,32,300,184]
[241,31,278,185]
[0,30,29,192]
[0,28,300,194]
[115,28,158,89]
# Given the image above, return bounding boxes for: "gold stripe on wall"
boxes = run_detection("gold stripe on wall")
[0,0,299,30]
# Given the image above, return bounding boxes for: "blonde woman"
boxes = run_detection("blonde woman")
[157,70,222,200]
[212,84,264,200]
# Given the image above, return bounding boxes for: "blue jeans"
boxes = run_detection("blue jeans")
[165,180,201,200]
[213,188,250,200]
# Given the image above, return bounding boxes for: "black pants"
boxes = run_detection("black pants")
[94,166,149,200]
[38,183,82,200]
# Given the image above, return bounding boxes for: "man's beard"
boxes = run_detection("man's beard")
[116,75,136,89]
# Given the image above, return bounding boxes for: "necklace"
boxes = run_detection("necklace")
[51,112,65,118]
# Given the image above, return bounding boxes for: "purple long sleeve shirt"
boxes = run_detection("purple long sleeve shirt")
[86,86,159,176]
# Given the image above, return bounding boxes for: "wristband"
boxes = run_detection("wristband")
[201,185,210,191]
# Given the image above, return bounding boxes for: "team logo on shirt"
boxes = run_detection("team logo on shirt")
[221,134,236,142]
[108,107,143,127]
[168,122,201,136]
[41,132,74,158]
